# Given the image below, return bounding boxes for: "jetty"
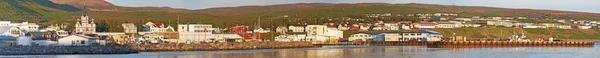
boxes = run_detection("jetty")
[427,41,595,48]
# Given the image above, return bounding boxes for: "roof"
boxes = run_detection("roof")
[121,23,137,29]
[414,22,438,25]
[26,31,60,41]
[153,23,163,28]
[237,33,264,39]
[417,30,441,34]
[359,32,380,35]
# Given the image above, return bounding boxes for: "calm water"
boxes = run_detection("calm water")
[1,43,600,58]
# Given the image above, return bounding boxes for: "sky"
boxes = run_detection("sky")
[104,0,600,13]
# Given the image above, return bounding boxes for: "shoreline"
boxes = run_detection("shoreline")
[129,42,316,52]
[0,45,138,55]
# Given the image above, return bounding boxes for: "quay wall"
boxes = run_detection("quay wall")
[0,45,138,55]
[367,41,429,46]
[427,41,595,48]
[129,42,315,51]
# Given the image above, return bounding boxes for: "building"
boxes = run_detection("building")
[121,23,137,34]
[7,22,40,37]
[487,20,514,27]
[383,23,399,30]
[557,25,572,29]
[348,32,379,41]
[143,22,175,32]
[178,24,214,42]
[412,22,438,29]
[417,30,442,41]
[229,26,248,33]
[74,10,96,34]
[400,32,428,41]
[306,25,327,35]
[57,35,94,46]
[288,25,305,32]
[275,26,288,33]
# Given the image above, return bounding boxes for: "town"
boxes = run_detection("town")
[2,10,599,47]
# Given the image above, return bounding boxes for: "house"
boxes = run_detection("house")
[383,23,399,30]
[210,34,244,42]
[288,25,305,32]
[412,22,438,29]
[359,24,371,31]
[8,22,40,37]
[143,22,175,32]
[400,24,411,30]
[58,35,94,46]
[178,24,214,42]
[74,9,96,34]
[252,28,270,33]
[16,31,60,46]
[121,23,137,34]
[348,32,379,41]
[275,26,288,33]
[337,24,350,31]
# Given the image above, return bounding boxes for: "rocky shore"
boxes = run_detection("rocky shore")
[129,42,315,51]
[0,45,138,55]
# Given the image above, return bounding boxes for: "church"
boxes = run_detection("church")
[75,8,96,34]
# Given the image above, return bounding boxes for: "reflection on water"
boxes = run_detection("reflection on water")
[1,45,599,58]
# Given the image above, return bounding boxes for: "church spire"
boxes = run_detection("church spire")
[82,6,87,17]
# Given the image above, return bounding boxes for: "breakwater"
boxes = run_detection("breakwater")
[427,41,595,48]
[129,42,315,51]
[0,45,138,55]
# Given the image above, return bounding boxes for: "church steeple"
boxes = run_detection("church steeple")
[82,6,87,17]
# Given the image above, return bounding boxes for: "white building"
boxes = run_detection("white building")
[306,25,327,35]
[288,26,305,32]
[144,22,175,32]
[557,25,572,29]
[487,20,514,27]
[348,32,379,41]
[74,10,96,34]
[121,23,137,33]
[305,25,343,42]
[400,32,428,41]
[275,26,288,33]
[412,22,438,29]
[578,26,592,29]
[383,23,399,30]
[57,35,94,46]
[523,25,547,28]
[178,24,214,42]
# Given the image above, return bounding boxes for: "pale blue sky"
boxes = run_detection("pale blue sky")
[104,0,600,13]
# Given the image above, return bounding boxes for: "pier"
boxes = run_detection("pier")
[427,41,595,48]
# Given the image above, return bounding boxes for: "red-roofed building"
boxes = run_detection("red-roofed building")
[144,22,175,32]
[230,26,248,33]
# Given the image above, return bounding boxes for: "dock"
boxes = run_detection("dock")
[427,41,595,48]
